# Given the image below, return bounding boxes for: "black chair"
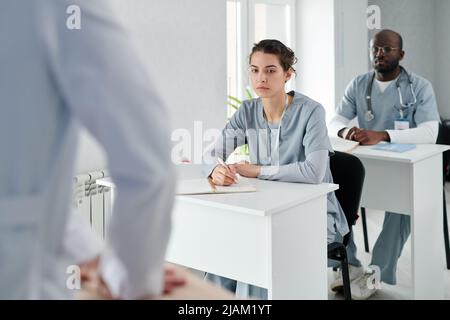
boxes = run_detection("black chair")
[328,151,366,300]
[360,206,370,253]
[437,122,450,269]
[360,122,450,268]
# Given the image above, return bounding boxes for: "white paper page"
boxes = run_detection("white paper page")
[176,177,257,195]
[214,177,257,194]
[176,179,214,195]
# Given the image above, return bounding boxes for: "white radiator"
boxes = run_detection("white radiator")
[73,170,112,239]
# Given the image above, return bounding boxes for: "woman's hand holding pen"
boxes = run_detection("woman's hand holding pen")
[211,159,261,185]
[211,164,238,186]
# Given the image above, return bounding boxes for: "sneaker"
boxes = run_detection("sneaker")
[330,265,364,292]
[350,271,379,300]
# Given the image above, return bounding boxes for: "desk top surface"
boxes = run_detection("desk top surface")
[351,144,450,164]
[97,177,337,216]
[176,179,337,216]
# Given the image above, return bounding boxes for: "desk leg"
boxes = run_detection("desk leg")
[411,154,445,299]
[268,196,328,299]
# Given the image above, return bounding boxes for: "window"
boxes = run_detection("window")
[250,0,295,49]
[227,0,296,113]
[226,0,242,118]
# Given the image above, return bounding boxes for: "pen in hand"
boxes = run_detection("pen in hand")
[217,158,238,183]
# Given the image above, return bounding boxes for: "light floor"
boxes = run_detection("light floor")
[328,182,450,300]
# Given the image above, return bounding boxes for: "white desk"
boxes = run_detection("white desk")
[97,177,337,299]
[350,144,450,299]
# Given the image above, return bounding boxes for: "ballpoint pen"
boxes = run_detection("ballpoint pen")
[217,157,238,182]
[217,157,229,170]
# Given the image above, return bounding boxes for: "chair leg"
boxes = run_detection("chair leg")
[443,189,450,270]
[340,249,352,300]
[361,207,370,253]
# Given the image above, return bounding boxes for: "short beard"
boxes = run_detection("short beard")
[373,59,399,74]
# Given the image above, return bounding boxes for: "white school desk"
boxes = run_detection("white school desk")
[97,177,338,299]
[350,144,450,299]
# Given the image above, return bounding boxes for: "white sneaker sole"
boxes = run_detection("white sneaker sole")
[350,290,377,300]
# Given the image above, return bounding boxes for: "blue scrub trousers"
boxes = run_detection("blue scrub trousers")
[347,211,410,285]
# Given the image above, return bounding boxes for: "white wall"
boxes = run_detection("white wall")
[75,0,227,173]
[368,0,436,83]
[435,0,450,119]
[295,0,335,122]
[368,0,450,120]
[295,0,367,122]
[334,0,368,109]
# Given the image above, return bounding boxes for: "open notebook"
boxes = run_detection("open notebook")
[176,177,257,195]
[329,136,360,153]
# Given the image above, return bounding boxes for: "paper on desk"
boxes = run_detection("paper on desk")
[176,177,257,195]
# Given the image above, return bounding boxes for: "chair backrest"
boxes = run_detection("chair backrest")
[329,151,365,229]
[437,122,450,183]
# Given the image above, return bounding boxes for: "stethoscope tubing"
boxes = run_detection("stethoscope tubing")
[365,66,417,122]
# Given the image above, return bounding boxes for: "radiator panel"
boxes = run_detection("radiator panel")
[73,170,111,239]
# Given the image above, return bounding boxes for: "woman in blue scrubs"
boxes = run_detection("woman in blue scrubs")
[203,39,350,298]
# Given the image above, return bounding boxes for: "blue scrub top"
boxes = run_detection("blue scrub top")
[336,69,440,130]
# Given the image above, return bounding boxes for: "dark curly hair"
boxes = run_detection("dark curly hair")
[249,39,297,74]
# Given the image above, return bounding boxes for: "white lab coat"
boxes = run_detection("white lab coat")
[0,0,174,299]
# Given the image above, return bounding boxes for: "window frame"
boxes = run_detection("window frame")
[227,0,297,104]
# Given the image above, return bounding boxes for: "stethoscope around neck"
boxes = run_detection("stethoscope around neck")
[364,66,418,122]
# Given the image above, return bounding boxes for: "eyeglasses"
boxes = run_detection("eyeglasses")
[370,46,400,54]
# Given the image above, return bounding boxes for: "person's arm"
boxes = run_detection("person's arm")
[258,149,328,183]
[385,81,440,144]
[77,263,233,300]
[386,121,439,144]
[203,107,247,181]
[350,121,438,146]
[328,114,352,138]
[39,0,175,299]
[258,106,332,184]
[355,80,440,145]
[329,79,359,137]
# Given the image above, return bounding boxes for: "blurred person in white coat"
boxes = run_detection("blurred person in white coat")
[0,0,180,299]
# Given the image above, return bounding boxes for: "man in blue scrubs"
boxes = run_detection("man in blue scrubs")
[329,29,440,299]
